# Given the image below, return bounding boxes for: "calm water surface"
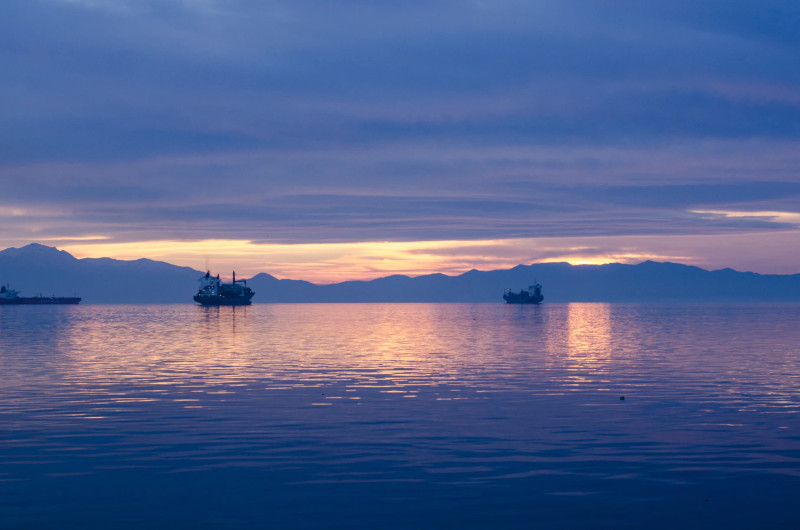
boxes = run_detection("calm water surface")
[1,303,799,529]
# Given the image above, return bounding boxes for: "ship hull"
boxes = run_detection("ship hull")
[503,294,543,304]
[193,294,253,306]
[0,297,81,305]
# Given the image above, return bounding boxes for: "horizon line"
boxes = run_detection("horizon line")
[2,242,798,286]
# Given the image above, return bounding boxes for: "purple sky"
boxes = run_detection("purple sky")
[1,0,799,280]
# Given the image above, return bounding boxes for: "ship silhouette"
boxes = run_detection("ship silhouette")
[194,271,255,306]
[503,282,543,304]
[0,283,81,305]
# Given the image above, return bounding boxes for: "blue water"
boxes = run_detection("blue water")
[1,303,799,529]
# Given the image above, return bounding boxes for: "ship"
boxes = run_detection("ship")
[0,284,81,305]
[194,271,255,306]
[503,282,543,304]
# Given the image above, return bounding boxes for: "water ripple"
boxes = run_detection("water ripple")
[1,303,799,528]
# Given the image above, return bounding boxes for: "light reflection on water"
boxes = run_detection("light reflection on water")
[1,303,800,529]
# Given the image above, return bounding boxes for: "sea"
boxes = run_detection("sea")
[1,303,799,529]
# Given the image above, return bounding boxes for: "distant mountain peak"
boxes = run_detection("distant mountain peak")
[2,243,798,302]
[0,243,77,260]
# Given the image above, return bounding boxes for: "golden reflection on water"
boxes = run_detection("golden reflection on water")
[1,303,653,401]
[3,302,800,497]
[565,303,612,362]
[44,305,525,408]
[4,303,800,417]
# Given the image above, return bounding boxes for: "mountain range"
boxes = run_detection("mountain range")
[1,243,799,303]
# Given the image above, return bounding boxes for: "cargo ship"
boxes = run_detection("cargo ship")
[194,271,255,306]
[0,284,81,305]
[503,282,543,304]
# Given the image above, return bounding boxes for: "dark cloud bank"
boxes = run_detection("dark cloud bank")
[1,0,799,246]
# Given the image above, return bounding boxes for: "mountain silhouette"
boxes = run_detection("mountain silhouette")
[0,244,199,303]
[1,244,799,303]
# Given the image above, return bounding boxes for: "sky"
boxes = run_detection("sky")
[1,0,799,282]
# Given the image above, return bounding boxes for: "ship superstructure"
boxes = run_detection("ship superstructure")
[193,271,255,306]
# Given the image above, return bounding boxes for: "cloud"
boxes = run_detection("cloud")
[2,0,800,275]
[691,210,800,226]
[3,178,797,250]
[5,0,800,163]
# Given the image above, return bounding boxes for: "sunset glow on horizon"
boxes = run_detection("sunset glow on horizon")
[44,229,800,284]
